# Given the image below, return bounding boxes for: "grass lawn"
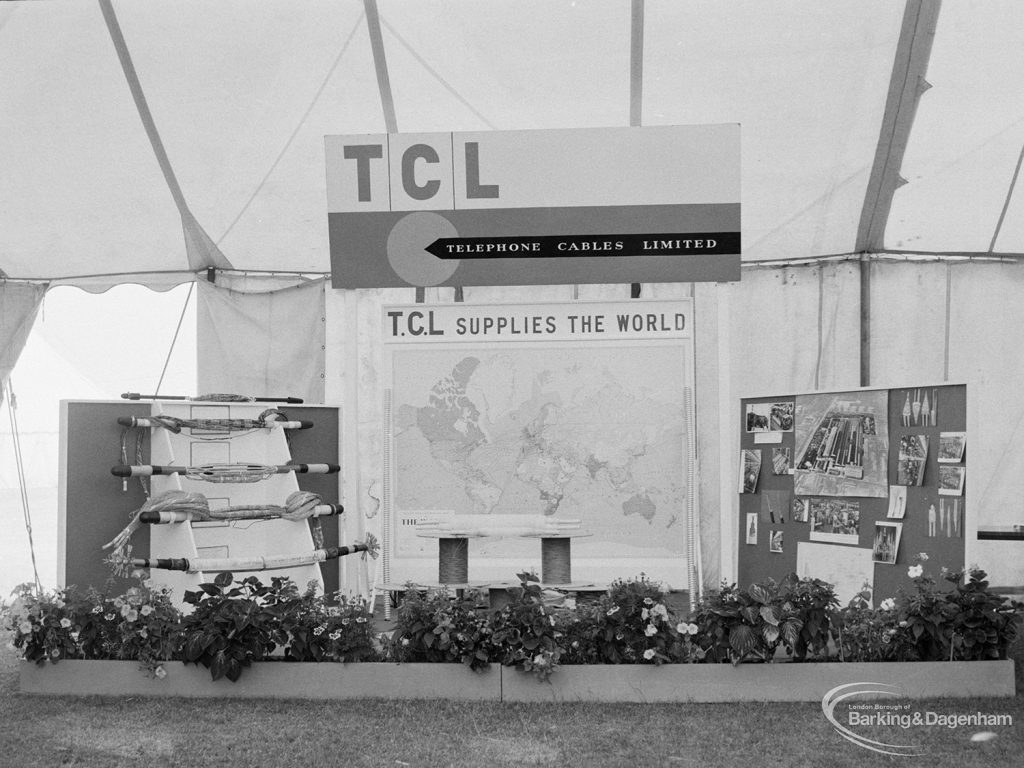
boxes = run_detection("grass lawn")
[2,642,1023,768]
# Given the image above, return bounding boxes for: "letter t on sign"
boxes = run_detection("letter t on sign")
[344,144,384,202]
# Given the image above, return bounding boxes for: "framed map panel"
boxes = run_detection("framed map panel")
[382,300,695,586]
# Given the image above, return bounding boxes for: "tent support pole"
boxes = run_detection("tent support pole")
[854,0,942,386]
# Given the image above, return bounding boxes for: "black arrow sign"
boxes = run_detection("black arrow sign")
[425,232,740,259]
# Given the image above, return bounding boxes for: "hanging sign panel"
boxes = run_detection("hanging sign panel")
[325,125,740,288]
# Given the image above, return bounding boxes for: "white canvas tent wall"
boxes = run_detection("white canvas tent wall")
[3,0,1024,595]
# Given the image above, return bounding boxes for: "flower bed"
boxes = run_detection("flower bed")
[5,559,1022,700]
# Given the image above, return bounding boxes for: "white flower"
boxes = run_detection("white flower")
[91,606,103,614]
[54,600,65,609]
[606,606,620,616]
[641,608,650,620]
[651,604,668,618]
[686,623,698,635]
[18,621,32,635]
[643,597,654,606]
[59,618,72,629]
[313,625,326,636]
[643,648,656,660]
[644,624,658,637]
[329,631,341,640]
[533,654,548,667]
[879,598,896,611]
[401,638,410,646]
[140,605,153,617]
[125,609,139,622]
[355,617,367,624]
[907,565,924,578]
[918,552,929,561]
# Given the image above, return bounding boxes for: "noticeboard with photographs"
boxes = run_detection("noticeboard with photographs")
[737,384,966,607]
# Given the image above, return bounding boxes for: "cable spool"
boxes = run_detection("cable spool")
[437,537,469,584]
[541,538,573,584]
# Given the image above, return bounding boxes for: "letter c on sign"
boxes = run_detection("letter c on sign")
[402,144,441,201]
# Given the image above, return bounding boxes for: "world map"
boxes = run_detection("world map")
[390,344,689,580]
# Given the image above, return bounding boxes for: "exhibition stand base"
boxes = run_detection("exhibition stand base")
[19,659,1015,703]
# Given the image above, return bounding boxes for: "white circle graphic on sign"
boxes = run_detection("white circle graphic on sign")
[386,212,460,287]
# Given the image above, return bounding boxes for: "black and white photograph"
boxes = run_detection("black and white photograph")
[872,521,903,565]
[938,466,966,496]
[770,401,795,432]
[745,402,773,432]
[896,434,929,486]
[771,447,792,475]
[760,489,791,524]
[791,496,810,523]
[739,449,762,494]
[808,498,860,545]
[1,2,1019,764]
[938,431,966,463]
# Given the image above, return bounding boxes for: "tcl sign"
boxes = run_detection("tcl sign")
[325,125,740,288]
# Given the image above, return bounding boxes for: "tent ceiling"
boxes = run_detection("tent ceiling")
[1,0,1022,289]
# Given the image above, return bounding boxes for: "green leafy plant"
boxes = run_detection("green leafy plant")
[179,572,292,682]
[388,585,492,671]
[777,573,838,661]
[489,572,563,680]
[830,585,900,662]
[694,579,803,665]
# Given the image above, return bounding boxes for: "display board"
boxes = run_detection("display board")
[737,385,966,606]
[59,401,341,598]
[381,299,696,588]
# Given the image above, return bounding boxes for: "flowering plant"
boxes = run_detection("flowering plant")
[5,584,83,665]
[4,577,181,676]
[93,581,181,676]
[278,588,378,664]
[388,585,492,671]
[888,555,1023,661]
[587,575,700,665]
[489,572,563,680]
